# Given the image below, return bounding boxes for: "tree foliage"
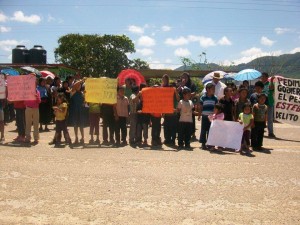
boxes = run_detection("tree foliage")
[54,34,135,77]
[129,58,150,70]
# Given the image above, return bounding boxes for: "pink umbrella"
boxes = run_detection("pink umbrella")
[40,70,56,79]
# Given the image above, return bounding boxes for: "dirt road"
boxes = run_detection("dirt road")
[0,122,299,224]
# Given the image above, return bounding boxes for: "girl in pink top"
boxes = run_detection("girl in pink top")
[208,103,224,122]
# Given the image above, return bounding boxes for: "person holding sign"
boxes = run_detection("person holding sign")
[24,88,41,144]
[261,72,276,138]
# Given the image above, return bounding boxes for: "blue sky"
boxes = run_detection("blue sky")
[1,0,300,70]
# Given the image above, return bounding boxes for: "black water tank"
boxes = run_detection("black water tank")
[12,45,29,63]
[29,45,47,64]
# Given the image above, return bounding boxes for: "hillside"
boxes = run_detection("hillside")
[175,52,300,78]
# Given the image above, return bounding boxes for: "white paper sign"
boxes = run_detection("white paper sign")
[274,77,300,126]
[207,120,244,150]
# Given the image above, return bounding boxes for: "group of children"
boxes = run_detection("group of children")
[0,72,273,154]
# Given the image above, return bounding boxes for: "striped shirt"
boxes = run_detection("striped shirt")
[199,94,218,116]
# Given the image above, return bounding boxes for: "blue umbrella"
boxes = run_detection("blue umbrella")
[234,69,261,81]
[0,67,20,76]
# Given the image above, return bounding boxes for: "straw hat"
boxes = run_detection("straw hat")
[213,72,222,79]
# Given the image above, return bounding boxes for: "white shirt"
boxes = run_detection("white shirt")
[202,80,226,100]
[178,100,194,123]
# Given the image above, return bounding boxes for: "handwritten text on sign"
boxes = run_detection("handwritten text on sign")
[274,77,300,126]
[0,75,5,99]
[7,75,36,101]
[142,87,175,113]
[85,77,117,104]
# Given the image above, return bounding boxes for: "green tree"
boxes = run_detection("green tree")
[129,58,150,70]
[54,34,135,77]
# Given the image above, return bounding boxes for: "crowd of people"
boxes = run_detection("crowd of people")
[0,71,276,154]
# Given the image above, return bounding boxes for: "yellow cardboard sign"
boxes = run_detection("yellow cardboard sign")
[85,77,117,104]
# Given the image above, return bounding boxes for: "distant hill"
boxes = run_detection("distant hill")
[175,52,300,78]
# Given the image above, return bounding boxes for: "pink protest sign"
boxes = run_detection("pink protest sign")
[7,75,36,101]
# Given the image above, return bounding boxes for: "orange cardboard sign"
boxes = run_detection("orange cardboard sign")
[142,87,175,113]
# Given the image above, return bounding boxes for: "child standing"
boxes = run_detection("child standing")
[129,85,139,145]
[208,103,224,151]
[114,85,129,146]
[101,104,115,145]
[238,103,254,154]
[234,87,250,121]
[177,87,194,149]
[251,93,268,151]
[52,93,72,146]
[208,103,224,122]
[219,87,235,121]
[198,83,218,150]
[88,103,101,144]
[136,83,150,146]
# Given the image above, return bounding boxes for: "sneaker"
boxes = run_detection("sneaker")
[94,139,100,145]
[88,139,94,144]
[80,139,84,144]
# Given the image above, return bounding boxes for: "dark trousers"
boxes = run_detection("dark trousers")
[178,122,192,147]
[164,114,178,144]
[151,116,161,142]
[89,113,100,135]
[199,115,211,144]
[242,130,251,146]
[103,117,115,142]
[115,116,127,143]
[251,121,265,148]
[15,108,25,136]
[4,102,15,122]
[55,120,71,142]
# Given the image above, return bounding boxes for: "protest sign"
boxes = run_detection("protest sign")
[7,75,36,101]
[0,75,5,99]
[85,77,117,104]
[207,120,244,150]
[142,87,175,114]
[274,77,300,126]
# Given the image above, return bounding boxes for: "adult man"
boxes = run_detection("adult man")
[202,72,226,100]
[261,72,276,138]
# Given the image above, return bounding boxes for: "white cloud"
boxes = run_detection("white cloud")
[137,36,156,47]
[261,36,275,46]
[136,48,154,56]
[274,27,291,35]
[233,47,282,65]
[161,25,171,32]
[290,47,300,54]
[0,39,28,52]
[218,36,232,46]
[165,37,189,46]
[187,35,216,47]
[148,60,178,70]
[198,36,216,47]
[0,26,11,33]
[128,25,144,34]
[0,12,8,22]
[174,48,191,57]
[47,14,55,22]
[11,11,41,24]
[165,58,172,63]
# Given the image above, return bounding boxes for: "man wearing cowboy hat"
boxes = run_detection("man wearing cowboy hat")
[202,72,226,100]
